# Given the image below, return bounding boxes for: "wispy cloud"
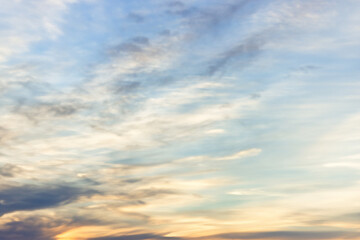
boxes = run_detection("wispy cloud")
[0,0,360,239]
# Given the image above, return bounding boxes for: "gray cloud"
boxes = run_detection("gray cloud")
[197,0,253,29]
[0,184,98,216]
[13,100,85,124]
[161,0,268,77]
[167,1,185,9]
[0,163,22,177]
[0,212,129,240]
[111,80,141,94]
[0,216,68,240]
[297,65,321,73]
[206,30,270,76]
[114,43,143,53]
[337,212,360,223]
[128,13,145,23]
[209,231,360,240]
[125,188,178,200]
[313,212,360,225]
[86,230,360,240]
[132,36,150,45]
[0,220,54,240]
[109,36,150,56]
[88,233,183,240]
[47,104,78,116]
[0,214,104,240]
[167,0,255,34]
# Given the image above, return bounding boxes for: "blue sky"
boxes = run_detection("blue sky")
[1,0,360,239]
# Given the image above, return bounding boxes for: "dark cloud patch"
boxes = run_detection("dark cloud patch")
[210,231,360,239]
[0,221,53,240]
[88,233,183,240]
[108,36,150,56]
[128,13,145,23]
[167,0,255,33]
[122,178,142,184]
[0,212,115,240]
[110,81,141,94]
[206,30,270,76]
[331,212,360,223]
[159,29,171,36]
[111,43,143,54]
[297,65,321,73]
[0,213,121,240]
[132,36,150,45]
[197,0,251,29]
[13,100,85,124]
[129,188,178,199]
[167,1,185,9]
[111,81,141,94]
[69,214,110,226]
[0,163,22,177]
[165,0,190,17]
[166,6,197,18]
[47,104,78,116]
[0,216,66,240]
[106,73,174,98]
[250,93,261,99]
[0,184,98,216]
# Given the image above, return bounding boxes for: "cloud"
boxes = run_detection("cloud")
[0,1,359,239]
[310,211,360,225]
[206,30,270,76]
[202,0,341,76]
[17,101,84,120]
[88,233,183,240]
[175,148,261,163]
[208,231,360,240]
[0,0,78,62]
[227,189,266,196]
[0,184,97,216]
[323,162,360,169]
[0,214,105,240]
[217,148,262,161]
[333,212,360,223]
[0,163,22,177]
[128,13,145,23]
[110,81,141,94]
[167,0,254,32]
[0,220,54,240]
[205,129,225,135]
[0,215,71,240]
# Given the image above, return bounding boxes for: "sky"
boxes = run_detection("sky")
[0,0,360,239]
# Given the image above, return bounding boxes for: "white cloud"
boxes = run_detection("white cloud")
[323,162,360,169]
[205,129,225,135]
[0,0,77,62]
[216,148,262,161]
